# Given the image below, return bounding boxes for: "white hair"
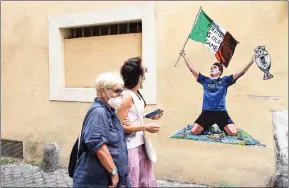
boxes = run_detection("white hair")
[95,72,124,93]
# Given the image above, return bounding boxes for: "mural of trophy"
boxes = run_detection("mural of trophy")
[254,45,273,80]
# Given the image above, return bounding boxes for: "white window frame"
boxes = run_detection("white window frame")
[48,3,156,104]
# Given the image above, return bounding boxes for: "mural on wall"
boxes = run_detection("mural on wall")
[171,7,271,147]
[170,124,266,147]
[174,7,239,68]
[254,45,273,80]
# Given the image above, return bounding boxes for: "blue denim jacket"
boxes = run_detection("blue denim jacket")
[73,98,129,188]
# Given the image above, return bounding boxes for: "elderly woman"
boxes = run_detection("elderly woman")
[73,72,130,188]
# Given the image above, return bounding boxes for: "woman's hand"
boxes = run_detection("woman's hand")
[145,123,160,133]
[95,145,119,188]
[122,117,132,126]
[109,174,119,188]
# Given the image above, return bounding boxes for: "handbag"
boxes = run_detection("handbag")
[130,93,157,163]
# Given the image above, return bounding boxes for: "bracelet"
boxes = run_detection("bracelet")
[109,167,118,176]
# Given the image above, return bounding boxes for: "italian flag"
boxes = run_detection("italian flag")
[189,8,239,68]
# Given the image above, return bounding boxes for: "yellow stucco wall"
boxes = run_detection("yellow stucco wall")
[64,34,142,88]
[1,1,288,187]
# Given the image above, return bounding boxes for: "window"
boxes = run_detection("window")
[48,3,157,104]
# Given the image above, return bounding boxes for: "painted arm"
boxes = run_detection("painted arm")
[233,56,255,80]
[180,51,200,79]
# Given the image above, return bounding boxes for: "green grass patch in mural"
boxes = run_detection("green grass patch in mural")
[170,124,266,147]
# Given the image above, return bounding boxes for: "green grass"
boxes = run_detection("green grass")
[0,157,19,165]
[29,160,43,168]
[0,156,42,168]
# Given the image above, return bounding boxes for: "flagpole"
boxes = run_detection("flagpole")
[174,6,202,67]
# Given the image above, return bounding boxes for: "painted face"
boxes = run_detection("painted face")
[210,64,221,76]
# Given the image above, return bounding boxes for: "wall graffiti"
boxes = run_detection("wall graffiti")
[170,47,271,147]
[170,124,266,147]
[254,45,273,80]
[171,7,273,148]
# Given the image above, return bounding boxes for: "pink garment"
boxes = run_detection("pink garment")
[128,144,157,187]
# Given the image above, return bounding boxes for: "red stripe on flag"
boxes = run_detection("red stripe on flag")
[215,32,239,68]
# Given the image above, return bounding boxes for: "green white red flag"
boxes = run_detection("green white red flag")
[189,8,239,67]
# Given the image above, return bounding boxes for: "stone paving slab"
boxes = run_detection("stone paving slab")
[0,163,208,187]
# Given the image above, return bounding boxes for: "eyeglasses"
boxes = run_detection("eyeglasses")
[107,87,124,95]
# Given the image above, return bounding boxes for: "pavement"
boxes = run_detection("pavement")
[0,163,208,187]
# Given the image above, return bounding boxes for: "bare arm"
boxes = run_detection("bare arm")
[180,52,199,79]
[117,95,147,133]
[96,144,117,172]
[96,144,119,187]
[233,57,255,80]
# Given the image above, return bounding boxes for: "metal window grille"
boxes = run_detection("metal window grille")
[65,21,142,39]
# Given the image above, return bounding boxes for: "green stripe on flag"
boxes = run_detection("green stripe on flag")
[189,9,213,43]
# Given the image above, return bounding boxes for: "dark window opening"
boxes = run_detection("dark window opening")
[1,139,23,159]
[74,28,83,38]
[100,25,109,36]
[64,21,142,39]
[119,23,127,34]
[110,24,118,35]
[83,27,91,37]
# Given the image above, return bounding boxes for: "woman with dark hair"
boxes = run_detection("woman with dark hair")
[117,57,162,187]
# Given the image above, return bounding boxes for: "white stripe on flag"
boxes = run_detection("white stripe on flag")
[204,21,227,54]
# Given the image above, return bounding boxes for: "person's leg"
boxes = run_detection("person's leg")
[191,123,204,135]
[139,145,157,187]
[127,146,141,187]
[192,111,212,135]
[217,111,238,136]
[224,124,238,136]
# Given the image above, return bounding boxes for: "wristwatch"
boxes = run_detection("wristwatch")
[109,167,118,176]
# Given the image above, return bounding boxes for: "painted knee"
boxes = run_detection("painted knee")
[224,124,238,136]
[227,130,238,136]
[191,124,203,135]
[191,129,199,135]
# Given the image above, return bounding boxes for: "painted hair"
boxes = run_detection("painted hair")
[213,62,223,75]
